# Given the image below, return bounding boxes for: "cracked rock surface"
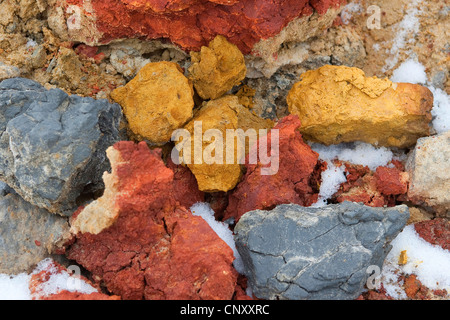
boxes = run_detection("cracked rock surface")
[0,78,123,215]
[234,201,409,300]
[0,189,70,274]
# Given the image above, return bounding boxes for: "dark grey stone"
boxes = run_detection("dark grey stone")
[0,78,122,215]
[234,202,409,300]
[0,190,70,274]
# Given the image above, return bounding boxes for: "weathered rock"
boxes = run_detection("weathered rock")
[414,218,450,251]
[224,115,324,222]
[176,95,273,193]
[67,141,237,300]
[111,61,194,145]
[188,35,246,100]
[0,191,70,274]
[234,202,410,300]
[406,131,450,217]
[0,77,122,215]
[166,156,205,209]
[333,162,408,208]
[287,65,434,148]
[50,0,343,55]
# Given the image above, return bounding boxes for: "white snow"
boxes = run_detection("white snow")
[390,59,450,134]
[311,163,346,208]
[310,142,394,171]
[390,59,427,84]
[190,202,245,275]
[380,225,450,299]
[309,142,394,207]
[0,258,97,300]
[429,86,450,134]
[0,273,31,300]
[30,258,97,299]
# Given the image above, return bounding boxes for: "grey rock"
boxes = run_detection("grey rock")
[234,202,409,300]
[0,190,70,274]
[0,78,122,215]
[406,131,450,217]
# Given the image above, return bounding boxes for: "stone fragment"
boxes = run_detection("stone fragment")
[405,131,450,217]
[111,61,194,144]
[177,95,273,193]
[414,218,450,251]
[0,78,122,215]
[333,162,409,208]
[0,61,21,81]
[67,141,237,300]
[234,202,410,300]
[50,0,343,55]
[188,35,246,100]
[224,115,324,222]
[0,192,70,274]
[287,65,434,148]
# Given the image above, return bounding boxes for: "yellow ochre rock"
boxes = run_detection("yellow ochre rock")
[111,61,194,144]
[188,35,246,100]
[176,95,273,193]
[286,65,433,148]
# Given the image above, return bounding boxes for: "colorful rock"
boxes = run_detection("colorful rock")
[111,61,194,144]
[188,35,246,100]
[406,131,450,217]
[53,0,342,54]
[176,95,273,193]
[224,115,324,222]
[287,65,434,148]
[67,141,237,300]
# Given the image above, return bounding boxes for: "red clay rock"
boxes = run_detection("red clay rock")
[333,162,408,207]
[61,0,342,54]
[414,218,450,251]
[224,115,324,222]
[374,166,408,196]
[166,156,205,209]
[66,141,237,300]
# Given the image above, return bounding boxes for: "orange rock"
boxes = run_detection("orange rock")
[287,65,433,148]
[188,35,246,100]
[111,61,194,144]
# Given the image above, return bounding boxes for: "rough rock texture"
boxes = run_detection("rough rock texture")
[0,78,122,215]
[166,157,205,209]
[111,61,194,144]
[234,202,410,300]
[224,115,325,223]
[178,95,273,193]
[52,0,343,54]
[67,141,237,300]
[287,65,434,148]
[0,191,70,274]
[406,131,450,217]
[332,162,408,208]
[245,6,346,78]
[188,35,246,100]
[414,218,450,251]
[347,0,450,94]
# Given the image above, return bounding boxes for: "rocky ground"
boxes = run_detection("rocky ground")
[0,0,448,301]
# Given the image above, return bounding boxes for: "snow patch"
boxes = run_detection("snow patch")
[381,225,450,299]
[391,59,450,134]
[0,258,97,300]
